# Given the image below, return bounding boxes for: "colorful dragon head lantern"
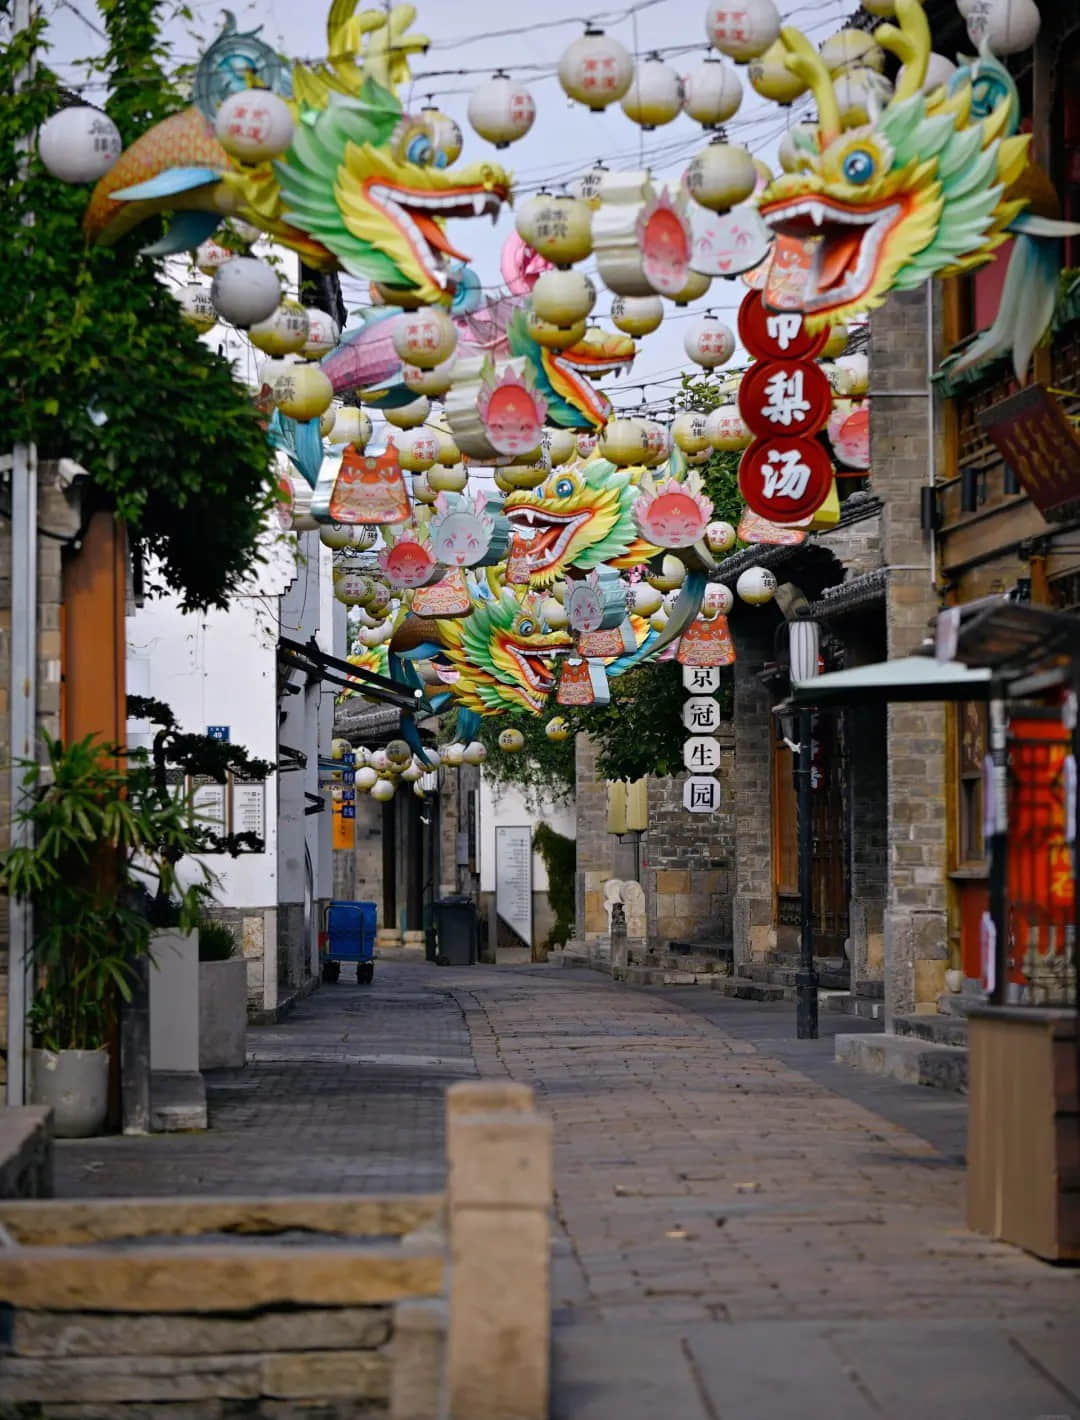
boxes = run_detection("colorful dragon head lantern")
[82,3,511,308]
[754,0,1078,375]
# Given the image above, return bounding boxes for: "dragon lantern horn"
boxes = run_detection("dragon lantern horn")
[874,0,931,103]
[779,28,840,148]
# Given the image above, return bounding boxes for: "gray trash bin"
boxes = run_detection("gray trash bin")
[434,896,477,966]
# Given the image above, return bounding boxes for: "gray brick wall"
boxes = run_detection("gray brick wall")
[731,617,778,964]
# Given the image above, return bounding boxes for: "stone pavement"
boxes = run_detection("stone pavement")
[54,960,1080,1418]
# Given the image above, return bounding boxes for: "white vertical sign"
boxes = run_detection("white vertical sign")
[495,825,533,946]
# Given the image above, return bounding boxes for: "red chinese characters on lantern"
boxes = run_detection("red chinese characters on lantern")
[738,437,833,524]
[739,359,832,439]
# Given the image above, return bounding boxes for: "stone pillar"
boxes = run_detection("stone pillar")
[846,702,887,992]
[731,619,777,965]
[573,735,616,949]
[445,1081,552,1420]
[870,286,948,1020]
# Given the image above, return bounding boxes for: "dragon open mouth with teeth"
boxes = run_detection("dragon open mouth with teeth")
[82,3,511,308]
[436,587,572,716]
[502,460,658,589]
[751,0,1067,356]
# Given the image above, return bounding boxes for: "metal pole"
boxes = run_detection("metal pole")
[7,0,38,1108]
[795,708,819,1039]
[987,694,1009,1006]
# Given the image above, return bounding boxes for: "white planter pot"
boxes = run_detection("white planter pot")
[945,968,964,994]
[199,957,248,1070]
[29,1047,109,1138]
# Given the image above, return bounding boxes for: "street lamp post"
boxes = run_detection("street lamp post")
[789,617,820,1040]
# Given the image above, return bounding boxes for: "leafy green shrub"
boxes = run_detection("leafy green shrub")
[533,822,576,952]
[198,920,238,962]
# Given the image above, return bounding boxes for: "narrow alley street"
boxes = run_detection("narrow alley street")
[56,961,1080,1419]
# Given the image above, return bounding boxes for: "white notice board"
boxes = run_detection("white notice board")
[495,824,532,947]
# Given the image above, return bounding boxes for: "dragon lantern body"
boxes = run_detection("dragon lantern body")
[757,0,1078,377]
[82,3,510,308]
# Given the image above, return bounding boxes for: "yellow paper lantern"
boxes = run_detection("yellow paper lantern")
[530,270,597,327]
[402,357,456,397]
[610,295,664,337]
[419,106,463,165]
[820,29,886,76]
[833,68,893,129]
[778,122,819,174]
[526,309,588,350]
[331,407,373,449]
[736,566,777,605]
[558,27,634,111]
[821,324,849,359]
[516,193,593,266]
[670,267,711,306]
[647,554,686,592]
[497,726,526,752]
[428,462,469,493]
[748,40,810,105]
[599,418,650,468]
[685,140,757,212]
[621,54,684,130]
[302,309,339,359]
[249,298,310,356]
[671,411,711,454]
[640,421,671,467]
[544,427,579,467]
[270,363,334,422]
[178,283,216,334]
[494,463,547,492]
[385,396,431,429]
[433,429,461,467]
[412,471,438,504]
[631,583,663,616]
[705,521,737,555]
[545,717,570,743]
[319,404,338,438]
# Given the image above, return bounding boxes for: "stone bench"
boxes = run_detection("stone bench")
[0,1106,53,1200]
[0,1082,551,1420]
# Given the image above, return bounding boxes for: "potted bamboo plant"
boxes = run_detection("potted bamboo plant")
[0,734,211,1137]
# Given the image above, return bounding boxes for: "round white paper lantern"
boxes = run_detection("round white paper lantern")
[684,315,735,369]
[682,56,742,128]
[640,421,672,467]
[412,471,437,504]
[462,741,488,766]
[965,0,1040,54]
[517,193,593,266]
[467,72,536,147]
[531,269,596,327]
[705,521,737,555]
[432,429,461,467]
[570,161,610,205]
[196,239,232,276]
[441,742,465,767]
[385,396,432,429]
[302,309,340,359]
[331,407,373,448]
[402,357,456,397]
[392,308,457,369]
[705,0,779,61]
[577,430,599,459]
[371,778,397,802]
[671,411,711,454]
[833,68,893,128]
[355,766,379,792]
[558,27,634,111]
[621,55,683,129]
[631,583,664,616]
[749,40,809,104]
[322,522,377,551]
[38,106,122,183]
[210,257,281,328]
[419,106,463,165]
[702,582,735,616]
[736,566,777,605]
[705,404,751,451]
[214,89,294,164]
[178,283,217,333]
[320,404,338,437]
[647,554,686,592]
[396,426,440,473]
[599,418,650,467]
[610,295,664,337]
[249,299,310,356]
[901,51,956,95]
[684,140,756,213]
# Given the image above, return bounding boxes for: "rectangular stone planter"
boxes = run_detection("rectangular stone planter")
[967,1006,1079,1261]
[199,957,248,1071]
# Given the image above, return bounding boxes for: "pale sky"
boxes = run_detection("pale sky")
[42,0,853,416]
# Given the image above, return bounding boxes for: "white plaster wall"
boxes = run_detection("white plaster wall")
[477,775,575,896]
[126,530,295,911]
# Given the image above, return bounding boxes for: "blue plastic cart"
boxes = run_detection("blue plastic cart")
[322,900,377,984]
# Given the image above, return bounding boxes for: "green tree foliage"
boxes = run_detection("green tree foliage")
[572,658,690,782]
[674,372,744,527]
[0,0,276,609]
[532,822,575,951]
[475,713,576,808]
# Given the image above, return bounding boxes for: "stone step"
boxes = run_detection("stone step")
[893,1013,969,1048]
[856,979,885,1000]
[835,1032,968,1093]
[819,990,884,1020]
[667,939,734,962]
[627,951,727,976]
[612,965,715,987]
[710,976,789,1002]
[741,962,851,991]
[936,989,983,1016]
